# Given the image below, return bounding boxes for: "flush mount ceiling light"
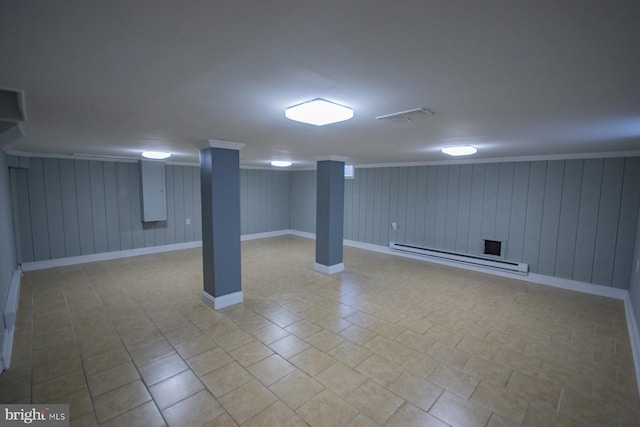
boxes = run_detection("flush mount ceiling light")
[271,160,293,167]
[141,151,171,160]
[285,98,353,126]
[441,145,478,156]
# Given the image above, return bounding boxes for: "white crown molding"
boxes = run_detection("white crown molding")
[356,150,640,168]
[0,124,25,150]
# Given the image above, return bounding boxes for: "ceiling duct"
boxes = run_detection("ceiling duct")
[0,88,26,123]
[375,107,433,123]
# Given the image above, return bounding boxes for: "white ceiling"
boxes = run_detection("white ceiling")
[1,0,639,168]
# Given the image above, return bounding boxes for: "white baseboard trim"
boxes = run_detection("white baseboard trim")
[289,230,315,240]
[241,230,292,241]
[201,291,244,310]
[314,262,345,275]
[624,293,640,396]
[2,269,21,371]
[20,241,204,271]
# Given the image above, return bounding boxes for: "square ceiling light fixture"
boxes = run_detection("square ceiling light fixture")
[285,98,353,126]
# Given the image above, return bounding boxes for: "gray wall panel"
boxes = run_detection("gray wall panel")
[538,161,564,276]
[573,159,603,283]
[43,159,66,259]
[554,160,583,279]
[75,160,95,255]
[613,158,640,288]
[592,158,624,286]
[290,157,640,288]
[116,163,133,250]
[507,162,530,261]
[103,162,121,252]
[14,158,289,262]
[28,159,50,261]
[59,159,81,257]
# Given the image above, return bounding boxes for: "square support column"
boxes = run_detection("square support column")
[315,158,346,274]
[199,140,244,309]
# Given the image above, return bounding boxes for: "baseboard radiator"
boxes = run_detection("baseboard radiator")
[389,242,529,274]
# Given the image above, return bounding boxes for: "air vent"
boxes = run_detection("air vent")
[0,88,26,122]
[375,107,434,123]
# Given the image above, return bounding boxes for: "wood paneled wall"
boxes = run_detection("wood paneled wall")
[290,158,640,288]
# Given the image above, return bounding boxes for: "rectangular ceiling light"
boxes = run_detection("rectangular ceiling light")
[285,98,353,126]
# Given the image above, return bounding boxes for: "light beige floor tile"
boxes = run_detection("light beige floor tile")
[15,237,639,427]
[70,412,98,427]
[100,401,166,427]
[290,347,336,376]
[487,413,521,427]
[243,400,307,427]
[385,401,449,427]
[82,346,131,376]
[269,369,325,410]
[229,340,274,366]
[174,334,217,359]
[252,324,290,344]
[139,353,188,386]
[429,390,492,427]
[218,379,278,424]
[93,380,151,423]
[506,370,560,407]
[471,382,529,424]
[32,369,86,403]
[130,340,175,368]
[305,329,345,352]
[355,354,404,386]
[248,354,297,386]
[296,389,359,427]
[388,371,444,412]
[200,361,253,398]
[345,379,404,424]
[162,389,225,427]
[345,413,378,427]
[339,325,377,346]
[285,320,323,339]
[87,361,140,397]
[186,347,234,377]
[428,363,480,399]
[66,387,94,420]
[149,369,204,410]
[313,362,366,397]
[214,329,255,352]
[202,413,239,427]
[269,335,311,359]
[327,340,373,368]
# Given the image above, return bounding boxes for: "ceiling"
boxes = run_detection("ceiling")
[1,0,639,168]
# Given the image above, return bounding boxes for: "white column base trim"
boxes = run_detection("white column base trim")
[314,262,344,275]
[201,291,244,310]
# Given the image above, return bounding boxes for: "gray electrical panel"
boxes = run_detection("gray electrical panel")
[140,160,167,222]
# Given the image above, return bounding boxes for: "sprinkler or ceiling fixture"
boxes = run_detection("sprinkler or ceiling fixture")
[271,160,293,167]
[441,145,477,156]
[141,151,171,160]
[285,98,353,126]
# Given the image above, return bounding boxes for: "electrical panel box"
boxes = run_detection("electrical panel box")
[140,160,167,222]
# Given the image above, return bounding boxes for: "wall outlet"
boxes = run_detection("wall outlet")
[391,222,398,230]
[186,218,191,225]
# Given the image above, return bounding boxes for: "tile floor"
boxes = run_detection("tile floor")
[1,235,639,426]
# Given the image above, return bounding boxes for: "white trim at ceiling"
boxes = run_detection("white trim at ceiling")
[355,150,640,168]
